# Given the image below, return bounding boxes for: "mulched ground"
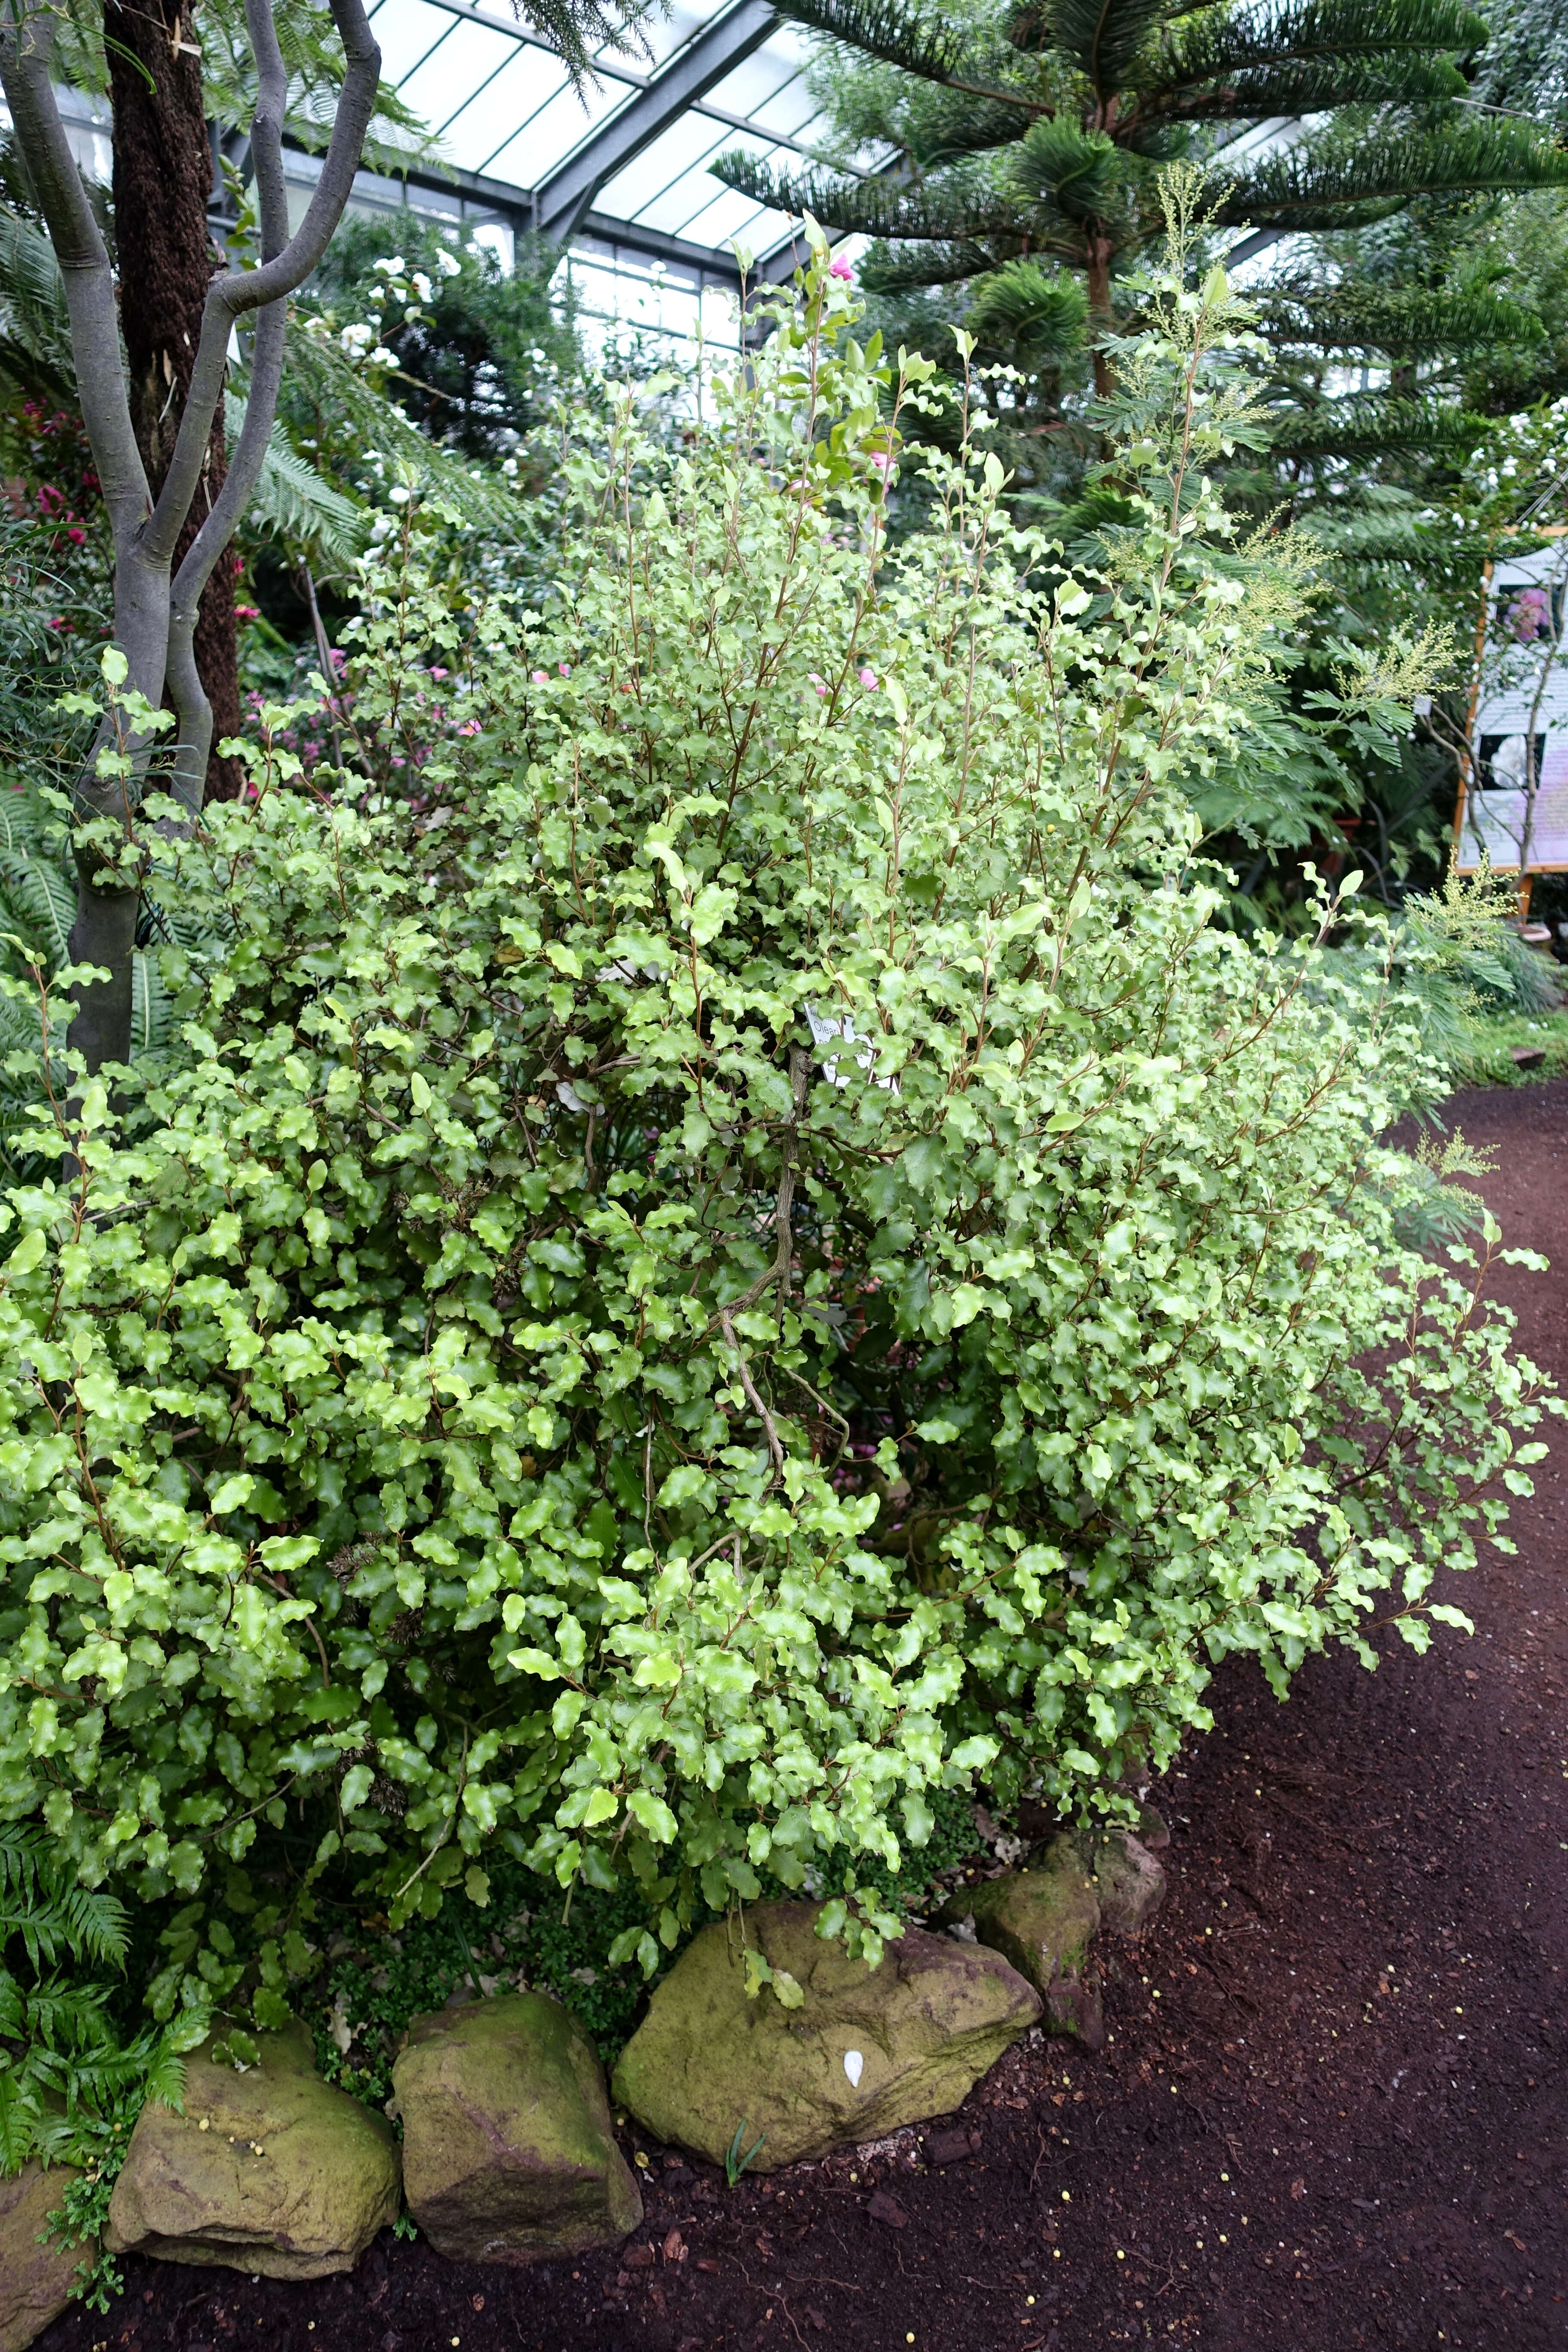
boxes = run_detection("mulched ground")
[40,1080,1568,2352]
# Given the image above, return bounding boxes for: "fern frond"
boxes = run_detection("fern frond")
[0,1826,129,1974]
[280,328,523,535]
[0,2065,44,2173]
[225,391,365,569]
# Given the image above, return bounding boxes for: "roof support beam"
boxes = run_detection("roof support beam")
[531,0,777,246]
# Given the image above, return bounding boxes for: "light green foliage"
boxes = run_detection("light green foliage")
[0,237,1556,2018]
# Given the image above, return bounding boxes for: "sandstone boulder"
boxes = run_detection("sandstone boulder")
[938,1838,1103,2045]
[611,1899,1040,2171]
[393,1991,641,2263]
[1078,1825,1166,1936]
[106,2022,400,2278]
[0,2162,91,2352]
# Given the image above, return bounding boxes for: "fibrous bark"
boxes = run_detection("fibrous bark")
[106,0,242,803]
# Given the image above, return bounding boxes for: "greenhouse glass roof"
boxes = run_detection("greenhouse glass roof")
[343,0,877,355]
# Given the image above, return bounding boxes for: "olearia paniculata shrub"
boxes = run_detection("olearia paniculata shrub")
[0,203,1557,2030]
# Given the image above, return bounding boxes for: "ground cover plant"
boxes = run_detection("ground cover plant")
[0,203,1555,2077]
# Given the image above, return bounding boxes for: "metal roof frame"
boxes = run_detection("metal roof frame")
[353,0,821,297]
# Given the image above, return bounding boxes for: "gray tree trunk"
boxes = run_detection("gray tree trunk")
[0,0,382,1075]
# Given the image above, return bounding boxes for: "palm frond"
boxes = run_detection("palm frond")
[0,199,75,406]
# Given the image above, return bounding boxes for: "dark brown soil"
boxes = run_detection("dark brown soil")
[39,1082,1568,2352]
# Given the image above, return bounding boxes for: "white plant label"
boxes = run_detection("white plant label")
[843,2049,864,2088]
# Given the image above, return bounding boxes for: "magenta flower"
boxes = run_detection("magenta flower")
[858,667,879,689]
[830,257,853,281]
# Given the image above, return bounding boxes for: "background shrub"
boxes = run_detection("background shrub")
[0,233,1554,2028]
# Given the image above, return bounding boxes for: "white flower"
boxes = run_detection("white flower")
[339,321,374,357]
[370,346,397,368]
[388,485,410,505]
[412,272,433,302]
[436,247,462,278]
[366,285,384,305]
[372,254,405,275]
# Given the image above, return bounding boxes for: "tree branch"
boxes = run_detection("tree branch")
[166,0,295,807]
[144,0,381,572]
[0,4,150,547]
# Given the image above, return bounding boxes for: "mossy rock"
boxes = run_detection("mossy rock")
[1077,1825,1167,1937]
[611,1899,1040,2171]
[938,1837,1104,2046]
[393,1991,642,2263]
[106,2021,400,2278]
[0,2161,91,2352]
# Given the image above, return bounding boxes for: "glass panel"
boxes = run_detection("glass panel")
[480,74,624,181]
[396,21,522,126]
[701,52,802,115]
[674,184,793,248]
[594,114,732,221]
[364,0,461,89]
[435,46,564,158]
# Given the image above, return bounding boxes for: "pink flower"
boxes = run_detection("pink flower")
[868,452,892,472]
[531,669,548,684]
[808,672,827,696]
[558,662,571,677]
[858,667,879,689]
[1510,588,1550,643]
[830,257,853,281]
[458,719,481,736]
[430,665,449,680]
[235,603,260,622]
